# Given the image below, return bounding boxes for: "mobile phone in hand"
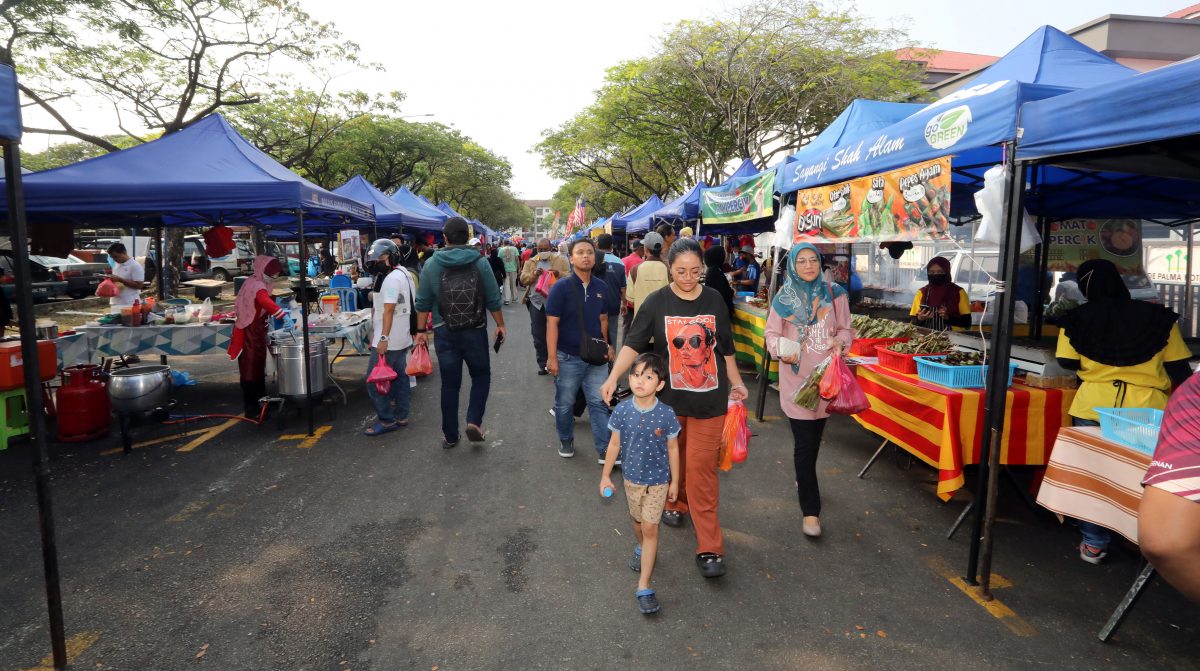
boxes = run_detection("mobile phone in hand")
[493,331,505,352]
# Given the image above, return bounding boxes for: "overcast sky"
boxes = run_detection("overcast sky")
[39,0,1193,199]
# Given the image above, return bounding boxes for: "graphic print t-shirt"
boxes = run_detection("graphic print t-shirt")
[608,398,681,486]
[624,286,734,419]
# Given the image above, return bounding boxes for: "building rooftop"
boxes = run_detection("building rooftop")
[1166,3,1200,19]
[894,48,999,74]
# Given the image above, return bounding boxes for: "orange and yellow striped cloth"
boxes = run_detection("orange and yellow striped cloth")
[1036,427,1150,544]
[852,364,1076,500]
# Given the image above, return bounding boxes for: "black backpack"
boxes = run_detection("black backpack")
[438,262,486,331]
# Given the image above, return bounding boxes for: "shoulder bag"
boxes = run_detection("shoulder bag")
[575,280,610,366]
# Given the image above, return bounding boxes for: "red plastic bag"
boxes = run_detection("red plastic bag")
[826,356,870,415]
[202,225,235,258]
[819,353,843,399]
[95,278,119,297]
[367,355,398,394]
[719,399,751,471]
[405,342,433,377]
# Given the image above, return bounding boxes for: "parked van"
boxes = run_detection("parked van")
[185,234,252,281]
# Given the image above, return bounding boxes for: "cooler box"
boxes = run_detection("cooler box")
[0,340,57,390]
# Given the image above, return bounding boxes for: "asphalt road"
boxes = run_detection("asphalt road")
[1,301,1197,670]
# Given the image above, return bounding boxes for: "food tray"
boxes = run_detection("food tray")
[914,356,1017,389]
[850,337,909,356]
[875,344,949,374]
[1095,407,1163,455]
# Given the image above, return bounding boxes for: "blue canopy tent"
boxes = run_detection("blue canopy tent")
[646,181,707,230]
[389,187,449,234]
[773,99,926,182]
[334,175,443,233]
[611,195,665,233]
[697,159,779,235]
[438,201,466,220]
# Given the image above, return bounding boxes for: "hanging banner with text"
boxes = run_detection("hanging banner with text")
[1045,219,1144,276]
[700,170,776,225]
[792,156,952,243]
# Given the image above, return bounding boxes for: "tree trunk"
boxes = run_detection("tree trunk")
[252,228,266,256]
[163,228,184,297]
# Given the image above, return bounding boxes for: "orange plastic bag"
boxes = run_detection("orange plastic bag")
[719,399,750,471]
[819,353,843,399]
[95,278,120,297]
[405,342,433,377]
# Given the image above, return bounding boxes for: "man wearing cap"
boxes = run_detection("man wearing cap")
[731,245,761,293]
[628,231,669,317]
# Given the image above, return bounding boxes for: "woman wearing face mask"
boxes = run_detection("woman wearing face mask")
[602,238,748,579]
[228,255,290,418]
[910,257,970,331]
[765,243,854,538]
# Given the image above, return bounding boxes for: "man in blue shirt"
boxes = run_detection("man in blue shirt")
[594,233,627,349]
[731,245,760,293]
[546,238,613,461]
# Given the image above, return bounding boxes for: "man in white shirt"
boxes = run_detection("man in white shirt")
[364,238,415,436]
[105,242,144,313]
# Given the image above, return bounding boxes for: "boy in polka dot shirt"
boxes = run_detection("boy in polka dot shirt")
[600,352,680,615]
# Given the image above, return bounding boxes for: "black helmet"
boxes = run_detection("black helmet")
[366,238,399,263]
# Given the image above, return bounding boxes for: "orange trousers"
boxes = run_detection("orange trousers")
[665,414,725,556]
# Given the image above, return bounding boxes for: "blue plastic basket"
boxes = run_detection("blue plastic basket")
[914,356,1017,389]
[1094,407,1163,455]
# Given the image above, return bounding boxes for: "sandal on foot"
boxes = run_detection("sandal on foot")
[661,510,685,528]
[466,424,485,442]
[365,421,399,436]
[695,552,726,578]
[629,547,642,573]
[635,589,660,615]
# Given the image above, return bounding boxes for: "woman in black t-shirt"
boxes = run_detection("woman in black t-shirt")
[602,238,748,579]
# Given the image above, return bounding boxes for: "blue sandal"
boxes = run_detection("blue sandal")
[365,421,400,436]
[636,589,660,615]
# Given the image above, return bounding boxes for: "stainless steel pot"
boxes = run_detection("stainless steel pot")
[108,365,172,414]
[35,320,58,340]
[271,339,327,399]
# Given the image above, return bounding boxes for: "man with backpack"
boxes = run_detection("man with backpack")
[415,217,506,449]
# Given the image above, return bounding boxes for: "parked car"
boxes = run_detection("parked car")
[140,236,212,284]
[30,254,110,298]
[267,241,303,277]
[70,249,111,264]
[185,234,252,282]
[0,251,69,302]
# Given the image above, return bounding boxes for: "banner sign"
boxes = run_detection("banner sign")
[701,170,775,225]
[1044,219,1143,276]
[793,156,952,243]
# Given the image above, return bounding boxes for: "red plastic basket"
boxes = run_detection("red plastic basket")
[875,343,949,374]
[850,337,909,356]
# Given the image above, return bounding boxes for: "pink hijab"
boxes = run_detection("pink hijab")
[234,255,280,329]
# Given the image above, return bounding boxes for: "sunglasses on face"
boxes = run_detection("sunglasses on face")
[672,335,706,349]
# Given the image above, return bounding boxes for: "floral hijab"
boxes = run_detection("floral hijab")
[771,242,846,327]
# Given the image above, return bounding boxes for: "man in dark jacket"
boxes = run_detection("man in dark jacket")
[415,217,506,448]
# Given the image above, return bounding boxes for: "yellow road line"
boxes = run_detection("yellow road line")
[278,424,332,449]
[923,555,1035,637]
[100,417,242,456]
[167,500,209,523]
[19,630,101,671]
[175,418,240,453]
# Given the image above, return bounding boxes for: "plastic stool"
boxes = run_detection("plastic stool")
[0,388,30,451]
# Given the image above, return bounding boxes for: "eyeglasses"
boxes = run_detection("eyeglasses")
[795,258,821,266]
[672,268,703,279]
[672,335,705,349]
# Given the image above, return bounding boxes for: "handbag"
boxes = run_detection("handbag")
[575,280,610,366]
[535,267,557,297]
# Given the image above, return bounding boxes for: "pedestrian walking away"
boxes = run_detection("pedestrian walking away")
[415,216,506,448]
[519,238,570,375]
[600,352,680,615]
[498,240,521,304]
[628,232,668,318]
[364,238,417,436]
[546,237,614,460]
[765,242,854,538]
[602,237,748,579]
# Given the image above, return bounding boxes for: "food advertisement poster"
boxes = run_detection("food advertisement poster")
[339,229,362,265]
[792,156,952,243]
[1044,219,1144,276]
[701,170,776,225]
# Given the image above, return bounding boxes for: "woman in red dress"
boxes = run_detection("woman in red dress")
[228,255,288,417]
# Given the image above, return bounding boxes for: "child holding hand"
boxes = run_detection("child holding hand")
[600,352,680,615]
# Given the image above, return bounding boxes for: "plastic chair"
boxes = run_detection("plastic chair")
[329,273,352,289]
[324,287,357,312]
[0,388,30,451]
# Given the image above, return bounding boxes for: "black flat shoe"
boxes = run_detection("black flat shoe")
[661,510,685,528]
[696,552,725,578]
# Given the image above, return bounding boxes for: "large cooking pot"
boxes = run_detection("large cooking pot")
[271,339,327,399]
[35,320,58,340]
[108,365,172,414]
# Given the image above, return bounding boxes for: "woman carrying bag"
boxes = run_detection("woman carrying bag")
[764,242,854,538]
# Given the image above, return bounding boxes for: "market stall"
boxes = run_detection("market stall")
[731,302,779,381]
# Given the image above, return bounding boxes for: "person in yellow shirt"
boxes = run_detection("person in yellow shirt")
[1056,258,1192,564]
[909,257,970,331]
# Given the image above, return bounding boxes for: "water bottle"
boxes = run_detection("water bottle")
[602,486,613,498]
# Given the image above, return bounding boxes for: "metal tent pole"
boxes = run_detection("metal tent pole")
[297,210,315,436]
[754,245,783,421]
[966,144,1027,594]
[5,142,67,670]
[1185,222,1194,336]
[154,226,165,300]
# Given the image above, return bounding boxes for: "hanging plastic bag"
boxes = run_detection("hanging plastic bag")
[719,399,751,471]
[198,297,213,323]
[973,164,1041,253]
[95,278,120,298]
[535,269,557,298]
[405,342,433,377]
[819,353,844,400]
[367,355,398,394]
[826,357,870,415]
[792,355,832,411]
[202,224,235,258]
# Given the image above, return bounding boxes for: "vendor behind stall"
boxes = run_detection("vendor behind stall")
[228,256,290,417]
[1057,258,1192,563]
[909,256,969,331]
[105,242,144,314]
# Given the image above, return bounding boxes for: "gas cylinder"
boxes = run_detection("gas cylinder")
[56,364,111,442]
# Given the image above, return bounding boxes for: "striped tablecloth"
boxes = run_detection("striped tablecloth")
[1036,427,1150,544]
[731,303,779,382]
[852,364,1076,500]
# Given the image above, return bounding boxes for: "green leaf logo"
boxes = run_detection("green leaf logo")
[939,109,965,130]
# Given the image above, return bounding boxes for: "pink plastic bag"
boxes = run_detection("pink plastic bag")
[719,400,751,471]
[405,342,433,377]
[826,356,870,415]
[367,355,398,394]
[535,270,557,297]
[95,278,119,298]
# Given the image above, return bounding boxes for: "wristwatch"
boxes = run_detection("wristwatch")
[379,334,389,342]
